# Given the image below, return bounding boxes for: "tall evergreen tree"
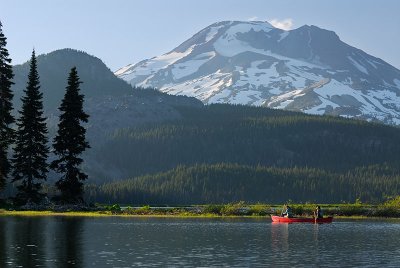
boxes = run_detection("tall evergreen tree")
[0,21,14,191]
[12,50,49,204]
[51,67,89,203]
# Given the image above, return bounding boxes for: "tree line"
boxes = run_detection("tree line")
[93,104,400,181]
[87,163,400,204]
[0,22,89,205]
[86,93,400,205]
[2,18,400,206]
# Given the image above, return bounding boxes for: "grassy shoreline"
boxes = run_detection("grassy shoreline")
[0,210,258,218]
[1,210,400,220]
[1,200,400,219]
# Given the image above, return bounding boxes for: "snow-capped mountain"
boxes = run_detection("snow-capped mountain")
[116,21,400,124]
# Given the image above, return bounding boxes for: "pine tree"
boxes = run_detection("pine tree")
[51,67,89,203]
[12,50,49,204]
[0,21,14,191]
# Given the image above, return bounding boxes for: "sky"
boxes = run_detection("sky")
[1,0,400,71]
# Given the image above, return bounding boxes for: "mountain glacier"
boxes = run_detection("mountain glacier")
[116,21,400,124]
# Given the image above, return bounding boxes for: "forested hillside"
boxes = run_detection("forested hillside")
[92,104,400,180]
[82,104,400,204]
[10,50,400,204]
[12,48,132,112]
[88,163,400,204]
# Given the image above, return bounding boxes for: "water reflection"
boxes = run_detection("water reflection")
[270,223,289,265]
[1,216,85,267]
[0,218,7,267]
[313,223,319,243]
[270,222,289,250]
[0,217,399,267]
[13,217,46,267]
[54,217,85,267]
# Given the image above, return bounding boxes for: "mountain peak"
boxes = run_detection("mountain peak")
[116,21,400,125]
[295,24,340,41]
[171,20,277,54]
[209,20,274,27]
[209,20,276,35]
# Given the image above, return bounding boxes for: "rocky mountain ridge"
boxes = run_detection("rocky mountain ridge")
[116,21,400,125]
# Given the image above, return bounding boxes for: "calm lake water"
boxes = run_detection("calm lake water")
[0,216,400,267]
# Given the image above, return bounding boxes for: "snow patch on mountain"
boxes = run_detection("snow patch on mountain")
[172,52,216,80]
[205,25,224,42]
[278,31,289,42]
[269,89,307,109]
[161,70,233,102]
[117,21,400,125]
[348,56,369,75]
[115,45,195,82]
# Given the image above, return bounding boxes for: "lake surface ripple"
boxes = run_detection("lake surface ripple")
[0,217,399,267]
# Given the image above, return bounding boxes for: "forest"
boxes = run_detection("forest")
[87,104,400,204]
[95,104,400,179]
[87,163,400,204]
[2,19,400,205]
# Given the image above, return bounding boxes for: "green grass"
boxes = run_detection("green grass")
[1,197,400,218]
[0,210,114,217]
[0,210,261,218]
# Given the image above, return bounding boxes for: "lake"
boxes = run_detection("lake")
[0,216,399,267]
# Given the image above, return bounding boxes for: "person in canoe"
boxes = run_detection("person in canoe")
[314,205,323,219]
[281,205,293,218]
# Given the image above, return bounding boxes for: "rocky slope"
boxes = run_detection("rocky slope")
[116,21,400,125]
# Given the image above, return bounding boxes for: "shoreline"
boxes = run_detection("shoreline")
[2,200,400,219]
[0,210,263,218]
[1,210,400,220]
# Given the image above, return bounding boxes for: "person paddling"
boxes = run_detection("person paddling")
[281,205,293,218]
[314,205,323,219]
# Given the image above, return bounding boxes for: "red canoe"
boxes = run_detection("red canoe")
[271,215,333,223]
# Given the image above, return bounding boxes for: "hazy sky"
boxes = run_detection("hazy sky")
[1,0,399,71]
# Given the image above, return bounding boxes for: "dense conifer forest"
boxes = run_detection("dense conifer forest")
[87,163,400,204]
[88,104,400,204]
[2,19,400,205]
[96,104,400,178]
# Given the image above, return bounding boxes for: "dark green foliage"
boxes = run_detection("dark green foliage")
[94,104,400,180]
[12,49,132,112]
[0,21,14,191]
[51,67,89,203]
[104,204,121,213]
[371,196,400,217]
[220,201,247,215]
[247,204,270,216]
[89,163,400,204]
[12,50,49,204]
[203,204,224,215]
[87,104,400,204]
[334,205,369,216]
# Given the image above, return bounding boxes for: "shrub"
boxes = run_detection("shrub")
[291,205,305,216]
[105,204,121,213]
[383,196,400,208]
[221,201,247,216]
[203,204,224,215]
[373,196,400,217]
[134,205,152,214]
[248,203,269,216]
[337,205,369,216]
